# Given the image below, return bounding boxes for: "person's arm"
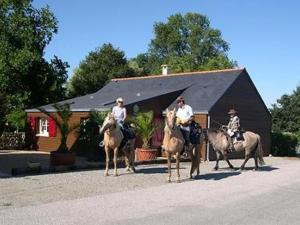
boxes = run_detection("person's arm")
[123,107,127,122]
[188,106,194,123]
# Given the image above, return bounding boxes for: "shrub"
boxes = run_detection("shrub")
[271,132,298,156]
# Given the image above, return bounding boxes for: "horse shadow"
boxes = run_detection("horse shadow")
[235,165,279,172]
[135,166,188,174]
[196,171,241,181]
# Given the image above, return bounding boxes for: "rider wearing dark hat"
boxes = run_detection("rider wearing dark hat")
[226,109,241,150]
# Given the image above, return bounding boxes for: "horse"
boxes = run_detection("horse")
[163,108,204,182]
[99,113,136,176]
[204,128,265,171]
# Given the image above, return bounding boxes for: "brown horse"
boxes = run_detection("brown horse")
[163,109,204,182]
[205,128,265,170]
[100,113,135,176]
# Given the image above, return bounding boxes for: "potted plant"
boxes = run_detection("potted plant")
[131,111,159,161]
[38,103,79,166]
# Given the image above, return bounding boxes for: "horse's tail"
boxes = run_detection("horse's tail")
[255,135,265,166]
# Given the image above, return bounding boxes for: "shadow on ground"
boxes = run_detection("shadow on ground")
[135,166,188,174]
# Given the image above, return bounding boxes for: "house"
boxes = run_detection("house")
[25,67,271,161]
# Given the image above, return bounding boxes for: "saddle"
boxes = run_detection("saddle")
[234,129,245,141]
[190,122,202,145]
[120,124,136,149]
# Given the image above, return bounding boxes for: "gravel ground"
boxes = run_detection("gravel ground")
[0,157,300,225]
[0,156,297,211]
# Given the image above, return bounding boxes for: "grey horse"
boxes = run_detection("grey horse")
[204,128,265,170]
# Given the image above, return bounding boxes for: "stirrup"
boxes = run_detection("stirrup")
[99,141,104,147]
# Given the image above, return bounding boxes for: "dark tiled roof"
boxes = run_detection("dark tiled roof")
[26,68,244,112]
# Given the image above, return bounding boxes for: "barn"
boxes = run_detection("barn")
[25,67,271,160]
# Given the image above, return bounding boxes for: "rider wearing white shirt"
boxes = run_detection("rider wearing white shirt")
[112,97,127,126]
[175,96,194,156]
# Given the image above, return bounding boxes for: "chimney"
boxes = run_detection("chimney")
[161,64,170,75]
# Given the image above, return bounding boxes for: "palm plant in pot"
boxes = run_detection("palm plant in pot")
[131,111,159,161]
[38,103,80,166]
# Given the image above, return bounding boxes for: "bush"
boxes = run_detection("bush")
[271,132,298,156]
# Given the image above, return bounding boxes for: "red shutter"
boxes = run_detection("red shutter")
[151,118,163,147]
[29,116,37,133]
[48,117,57,137]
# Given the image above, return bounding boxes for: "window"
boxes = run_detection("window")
[36,118,49,137]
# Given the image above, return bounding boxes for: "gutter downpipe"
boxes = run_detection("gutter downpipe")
[206,114,210,161]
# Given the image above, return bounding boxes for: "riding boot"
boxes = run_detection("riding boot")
[182,145,189,158]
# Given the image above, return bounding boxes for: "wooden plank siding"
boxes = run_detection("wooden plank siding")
[26,112,89,152]
[194,114,208,161]
[208,71,271,160]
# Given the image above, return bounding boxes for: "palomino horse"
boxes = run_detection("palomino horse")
[205,128,265,170]
[163,108,204,182]
[100,113,135,176]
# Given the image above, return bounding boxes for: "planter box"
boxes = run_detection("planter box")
[136,148,157,161]
[50,152,75,166]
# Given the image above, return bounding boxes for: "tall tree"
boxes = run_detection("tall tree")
[270,85,300,133]
[0,0,68,130]
[131,12,236,74]
[67,43,135,98]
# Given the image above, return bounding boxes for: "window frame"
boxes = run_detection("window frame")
[36,117,49,137]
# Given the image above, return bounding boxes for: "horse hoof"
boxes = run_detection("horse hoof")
[104,173,109,176]
[213,167,218,171]
[167,178,171,183]
[131,167,136,173]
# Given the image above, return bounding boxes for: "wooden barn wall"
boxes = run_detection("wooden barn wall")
[26,112,89,152]
[194,114,208,161]
[208,72,271,160]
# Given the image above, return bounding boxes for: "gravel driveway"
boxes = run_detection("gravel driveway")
[1,157,300,225]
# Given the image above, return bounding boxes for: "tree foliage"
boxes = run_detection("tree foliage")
[67,43,135,98]
[270,85,300,133]
[131,13,236,74]
[0,0,68,131]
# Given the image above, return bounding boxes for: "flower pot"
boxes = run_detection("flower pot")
[136,148,157,161]
[50,151,75,166]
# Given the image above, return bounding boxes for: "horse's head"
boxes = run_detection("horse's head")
[99,112,117,134]
[165,108,176,129]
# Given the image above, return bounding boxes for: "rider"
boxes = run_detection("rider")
[99,97,127,147]
[175,96,194,157]
[112,97,127,127]
[226,109,241,150]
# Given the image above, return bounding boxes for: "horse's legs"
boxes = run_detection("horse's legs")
[167,153,171,182]
[214,151,221,170]
[189,145,195,179]
[223,153,234,169]
[176,152,180,182]
[122,147,130,172]
[130,140,136,172]
[254,155,259,170]
[104,146,110,176]
[240,152,251,170]
[113,147,118,176]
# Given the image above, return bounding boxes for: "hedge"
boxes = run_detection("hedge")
[271,132,298,156]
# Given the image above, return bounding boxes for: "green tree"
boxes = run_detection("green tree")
[67,43,136,98]
[131,12,236,74]
[270,85,300,133]
[0,0,68,131]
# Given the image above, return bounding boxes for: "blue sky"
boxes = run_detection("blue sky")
[33,0,300,108]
